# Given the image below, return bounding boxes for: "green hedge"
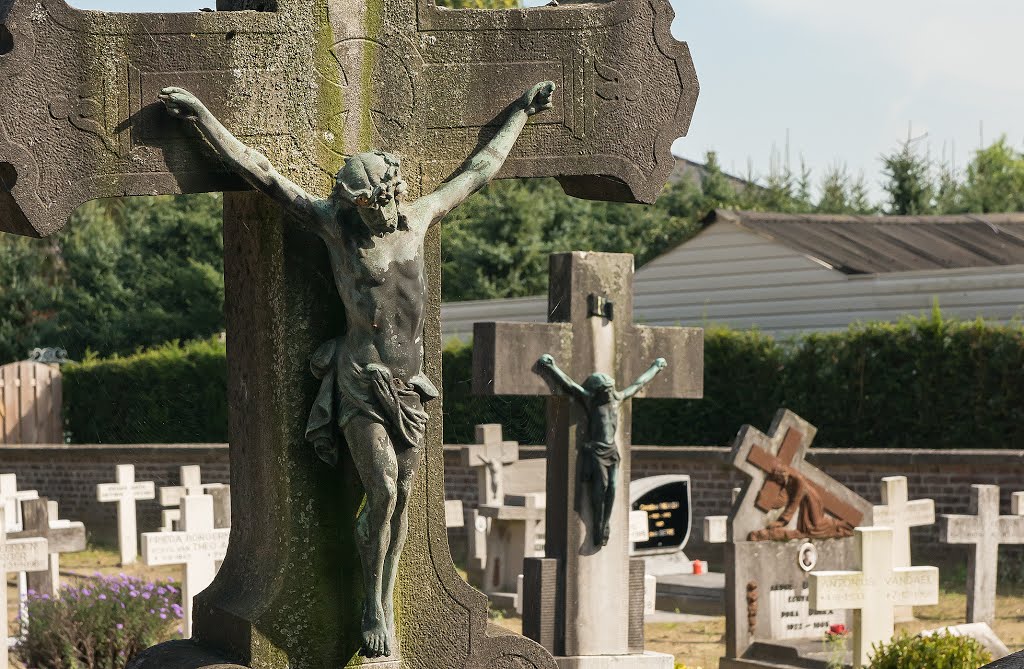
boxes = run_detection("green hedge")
[62,310,1024,449]
[64,338,228,444]
[445,309,1024,448]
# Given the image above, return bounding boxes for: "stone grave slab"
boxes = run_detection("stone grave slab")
[810,527,938,669]
[941,484,1024,626]
[97,465,156,565]
[871,475,934,621]
[631,475,692,576]
[921,622,1009,661]
[159,465,220,531]
[722,409,873,669]
[478,492,546,610]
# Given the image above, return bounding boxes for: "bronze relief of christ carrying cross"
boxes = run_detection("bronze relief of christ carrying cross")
[161,81,556,658]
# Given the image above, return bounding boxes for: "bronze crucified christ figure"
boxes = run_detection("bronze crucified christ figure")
[536,354,666,547]
[161,81,556,659]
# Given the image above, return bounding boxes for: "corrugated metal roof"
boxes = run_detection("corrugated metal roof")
[708,210,1024,275]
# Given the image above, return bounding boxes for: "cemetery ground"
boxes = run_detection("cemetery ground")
[5,547,1024,667]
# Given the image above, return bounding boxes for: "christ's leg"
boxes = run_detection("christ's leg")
[601,462,619,546]
[344,415,398,658]
[588,457,608,547]
[382,444,423,638]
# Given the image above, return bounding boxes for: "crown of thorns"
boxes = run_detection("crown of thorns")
[335,151,409,207]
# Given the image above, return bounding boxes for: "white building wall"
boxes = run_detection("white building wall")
[441,222,1024,341]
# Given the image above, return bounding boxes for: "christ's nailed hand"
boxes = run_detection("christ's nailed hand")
[521,81,556,116]
[159,87,205,121]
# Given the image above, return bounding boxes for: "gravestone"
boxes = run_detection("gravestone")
[475,251,703,667]
[810,527,938,669]
[142,495,231,637]
[630,475,692,576]
[460,424,519,507]
[721,409,873,669]
[0,473,39,531]
[0,508,49,668]
[478,492,546,610]
[209,484,231,530]
[96,465,156,565]
[941,484,1024,626]
[871,475,934,621]
[0,0,697,663]
[10,497,86,597]
[159,465,215,531]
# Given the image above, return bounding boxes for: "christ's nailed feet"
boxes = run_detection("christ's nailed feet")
[361,606,391,658]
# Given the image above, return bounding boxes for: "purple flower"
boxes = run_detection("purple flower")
[98,594,107,600]
[116,623,124,630]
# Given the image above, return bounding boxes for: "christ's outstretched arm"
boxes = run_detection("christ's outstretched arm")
[414,81,556,225]
[537,354,587,402]
[621,358,667,399]
[159,87,326,228]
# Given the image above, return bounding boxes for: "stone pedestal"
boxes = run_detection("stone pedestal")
[554,652,675,669]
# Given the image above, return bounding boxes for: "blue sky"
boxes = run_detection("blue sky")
[69,0,1024,202]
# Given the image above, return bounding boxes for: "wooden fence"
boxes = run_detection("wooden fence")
[0,361,62,444]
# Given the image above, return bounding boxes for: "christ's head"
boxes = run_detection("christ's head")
[768,465,789,487]
[333,151,408,235]
[583,372,616,401]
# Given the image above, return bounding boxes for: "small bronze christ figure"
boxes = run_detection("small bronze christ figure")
[161,81,556,659]
[536,354,666,546]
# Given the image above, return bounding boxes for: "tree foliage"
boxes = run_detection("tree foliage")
[0,194,224,363]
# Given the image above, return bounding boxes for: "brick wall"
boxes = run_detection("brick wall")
[0,444,230,544]
[4,443,1023,559]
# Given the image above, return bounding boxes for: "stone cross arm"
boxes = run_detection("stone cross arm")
[0,0,699,238]
[473,320,702,399]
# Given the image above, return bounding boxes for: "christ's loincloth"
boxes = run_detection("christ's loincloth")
[305,338,439,451]
[580,440,621,485]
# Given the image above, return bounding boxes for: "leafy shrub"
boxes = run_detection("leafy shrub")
[17,574,183,669]
[63,338,228,444]
[869,631,991,669]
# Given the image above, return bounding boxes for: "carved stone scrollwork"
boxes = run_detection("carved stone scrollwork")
[595,60,641,103]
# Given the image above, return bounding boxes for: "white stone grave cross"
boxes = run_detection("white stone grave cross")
[872,476,934,620]
[11,498,87,597]
[810,527,938,669]
[0,508,49,667]
[0,474,39,531]
[159,465,218,531]
[941,484,1024,625]
[142,495,230,637]
[96,465,156,565]
[459,424,519,507]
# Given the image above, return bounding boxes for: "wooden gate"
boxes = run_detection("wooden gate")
[0,361,63,444]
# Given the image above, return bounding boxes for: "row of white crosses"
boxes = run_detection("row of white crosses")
[97,464,230,564]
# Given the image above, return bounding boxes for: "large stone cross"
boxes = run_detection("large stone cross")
[10,497,86,597]
[0,0,698,665]
[473,251,703,660]
[810,527,939,669]
[941,484,1024,625]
